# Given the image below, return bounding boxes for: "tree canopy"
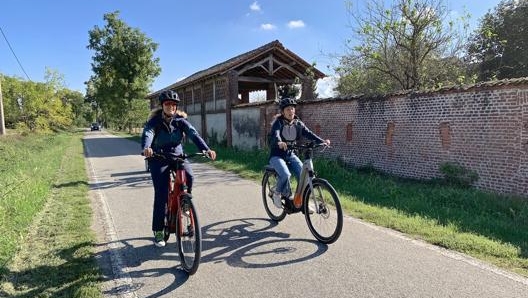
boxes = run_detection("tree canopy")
[336,0,471,96]
[1,70,82,132]
[466,0,528,81]
[87,11,160,129]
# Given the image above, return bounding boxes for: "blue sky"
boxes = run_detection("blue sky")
[0,0,502,97]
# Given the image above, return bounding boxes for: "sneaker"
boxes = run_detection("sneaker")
[272,192,282,208]
[153,231,166,247]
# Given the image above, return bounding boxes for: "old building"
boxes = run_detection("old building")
[146,40,325,146]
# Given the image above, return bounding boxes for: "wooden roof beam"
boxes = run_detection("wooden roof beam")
[238,76,295,83]
[236,56,271,75]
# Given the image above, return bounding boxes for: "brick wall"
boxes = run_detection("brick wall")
[227,80,527,197]
[296,84,527,197]
[516,90,528,195]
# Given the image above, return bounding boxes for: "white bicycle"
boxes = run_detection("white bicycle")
[261,142,343,244]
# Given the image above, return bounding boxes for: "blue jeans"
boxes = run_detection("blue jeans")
[148,158,194,232]
[269,153,303,197]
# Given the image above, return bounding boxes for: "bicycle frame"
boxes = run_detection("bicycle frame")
[292,147,315,210]
[167,158,192,235]
[146,152,206,273]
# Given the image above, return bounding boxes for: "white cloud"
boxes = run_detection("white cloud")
[250,1,261,11]
[287,20,305,29]
[260,23,276,30]
[316,76,338,98]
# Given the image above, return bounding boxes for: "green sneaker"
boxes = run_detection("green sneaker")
[153,231,166,247]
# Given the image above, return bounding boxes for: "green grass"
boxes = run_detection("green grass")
[124,132,528,276]
[0,131,102,298]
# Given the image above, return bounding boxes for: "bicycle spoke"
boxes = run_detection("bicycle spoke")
[304,179,343,244]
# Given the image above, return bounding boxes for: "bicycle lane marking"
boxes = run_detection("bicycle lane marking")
[84,140,139,298]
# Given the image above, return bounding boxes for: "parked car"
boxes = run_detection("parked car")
[90,122,101,131]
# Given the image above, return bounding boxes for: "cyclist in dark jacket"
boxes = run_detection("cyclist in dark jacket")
[141,90,217,247]
[268,97,330,209]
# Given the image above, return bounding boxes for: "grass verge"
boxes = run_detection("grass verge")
[0,131,102,298]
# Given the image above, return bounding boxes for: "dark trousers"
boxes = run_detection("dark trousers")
[148,158,194,231]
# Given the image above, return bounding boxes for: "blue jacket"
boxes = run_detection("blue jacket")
[141,110,210,155]
[268,115,324,159]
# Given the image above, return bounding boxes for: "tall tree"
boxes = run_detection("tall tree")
[336,0,471,96]
[87,11,161,128]
[466,0,528,81]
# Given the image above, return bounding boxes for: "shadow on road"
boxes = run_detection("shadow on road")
[96,217,328,297]
[201,217,329,268]
[83,136,141,158]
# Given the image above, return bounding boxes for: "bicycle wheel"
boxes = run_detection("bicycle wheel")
[176,194,201,275]
[303,178,343,244]
[262,170,286,221]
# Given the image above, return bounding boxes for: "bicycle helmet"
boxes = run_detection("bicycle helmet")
[158,90,180,105]
[279,97,297,110]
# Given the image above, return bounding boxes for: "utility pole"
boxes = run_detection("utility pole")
[0,74,5,136]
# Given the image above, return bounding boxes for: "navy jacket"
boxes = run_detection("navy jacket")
[141,111,209,155]
[268,115,324,159]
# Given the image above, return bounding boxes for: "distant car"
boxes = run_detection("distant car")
[90,122,101,131]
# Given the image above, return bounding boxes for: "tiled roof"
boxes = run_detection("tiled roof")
[148,40,325,98]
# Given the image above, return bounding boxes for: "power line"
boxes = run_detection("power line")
[0,26,31,81]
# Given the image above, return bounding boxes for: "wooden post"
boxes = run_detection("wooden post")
[225,70,238,147]
[0,75,5,136]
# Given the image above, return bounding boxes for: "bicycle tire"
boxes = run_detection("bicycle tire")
[262,170,287,221]
[176,194,201,275]
[303,178,343,244]
[163,209,173,242]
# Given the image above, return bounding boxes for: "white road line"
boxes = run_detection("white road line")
[85,143,139,298]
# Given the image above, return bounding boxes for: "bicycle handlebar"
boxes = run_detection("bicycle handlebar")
[286,141,329,150]
[144,151,212,161]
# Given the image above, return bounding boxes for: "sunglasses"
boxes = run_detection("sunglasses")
[163,101,178,106]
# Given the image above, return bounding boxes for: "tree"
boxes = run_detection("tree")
[303,63,320,99]
[466,0,528,81]
[337,0,471,96]
[0,72,79,132]
[277,84,300,99]
[125,98,150,132]
[87,11,161,129]
[59,89,89,127]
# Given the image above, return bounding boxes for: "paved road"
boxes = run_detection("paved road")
[84,131,528,298]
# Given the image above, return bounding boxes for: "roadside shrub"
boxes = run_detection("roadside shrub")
[439,162,479,188]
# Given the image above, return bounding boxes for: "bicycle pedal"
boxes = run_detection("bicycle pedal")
[282,200,296,214]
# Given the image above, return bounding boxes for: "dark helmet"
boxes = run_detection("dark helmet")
[158,90,180,104]
[279,97,297,110]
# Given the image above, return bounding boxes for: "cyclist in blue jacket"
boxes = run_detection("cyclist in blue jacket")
[141,90,216,247]
[268,97,330,209]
